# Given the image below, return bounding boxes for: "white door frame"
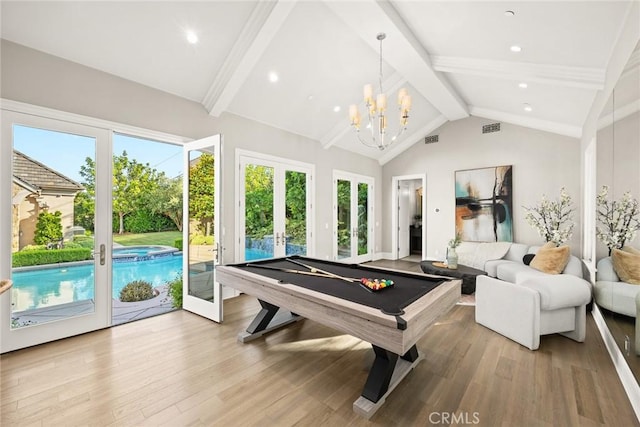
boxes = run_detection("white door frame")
[235,149,315,262]
[1,111,112,353]
[332,170,375,263]
[182,135,223,322]
[391,174,426,260]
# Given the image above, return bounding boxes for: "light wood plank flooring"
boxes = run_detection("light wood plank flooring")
[1,271,638,426]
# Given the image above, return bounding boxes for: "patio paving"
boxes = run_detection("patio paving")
[11,285,176,327]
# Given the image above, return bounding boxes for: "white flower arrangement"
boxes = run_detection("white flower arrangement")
[596,185,640,254]
[523,187,575,245]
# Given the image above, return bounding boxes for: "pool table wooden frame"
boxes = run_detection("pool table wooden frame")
[216,259,460,418]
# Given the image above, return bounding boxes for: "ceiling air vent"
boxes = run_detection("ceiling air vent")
[424,135,439,144]
[482,123,501,134]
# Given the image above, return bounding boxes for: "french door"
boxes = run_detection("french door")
[182,136,222,322]
[333,171,374,263]
[238,151,313,261]
[1,111,112,353]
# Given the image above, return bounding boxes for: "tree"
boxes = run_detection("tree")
[244,164,273,240]
[79,151,162,234]
[145,175,183,231]
[188,153,215,235]
[73,190,95,231]
[34,211,63,245]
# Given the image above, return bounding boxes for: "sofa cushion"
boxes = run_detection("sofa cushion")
[612,248,640,285]
[497,262,540,283]
[594,280,640,317]
[503,243,530,262]
[457,241,511,270]
[597,257,619,282]
[520,275,591,310]
[530,243,570,275]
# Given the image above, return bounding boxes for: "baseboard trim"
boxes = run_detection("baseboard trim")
[592,304,640,422]
[374,252,393,260]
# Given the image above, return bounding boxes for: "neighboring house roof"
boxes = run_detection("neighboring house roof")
[13,150,84,193]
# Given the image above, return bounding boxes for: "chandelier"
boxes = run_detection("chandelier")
[348,33,411,151]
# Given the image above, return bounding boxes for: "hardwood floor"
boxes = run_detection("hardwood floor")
[1,263,638,426]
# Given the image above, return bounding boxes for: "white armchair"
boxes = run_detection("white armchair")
[475,275,592,350]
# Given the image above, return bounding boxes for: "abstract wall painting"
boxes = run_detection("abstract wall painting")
[455,165,513,242]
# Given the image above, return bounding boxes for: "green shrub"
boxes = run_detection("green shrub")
[174,238,183,251]
[34,211,63,245]
[167,274,183,308]
[121,209,176,233]
[73,235,95,249]
[190,235,214,245]
[12,248,92,267]
[21,244,47,251]
[119,280,155,302]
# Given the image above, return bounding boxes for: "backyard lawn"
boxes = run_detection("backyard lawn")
[113,231,181,247]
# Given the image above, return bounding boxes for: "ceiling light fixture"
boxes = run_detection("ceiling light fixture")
[518,82,528,89]
[186,30,198,45]
[349,33,411,151]
[523,103,533,112]
[333,106,341,113]
[268,71,279,83]
[510,45,522,53]
[504,10,515,17]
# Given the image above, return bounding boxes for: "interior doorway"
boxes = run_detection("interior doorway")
[392,174,426,261]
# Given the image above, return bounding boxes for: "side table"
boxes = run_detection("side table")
[419,261,487,294]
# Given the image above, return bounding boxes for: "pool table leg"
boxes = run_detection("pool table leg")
[354,344,423,418]
[361,344,419,402]
[237,299,303,343]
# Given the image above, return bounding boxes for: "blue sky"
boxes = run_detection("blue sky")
[13,125,183,183]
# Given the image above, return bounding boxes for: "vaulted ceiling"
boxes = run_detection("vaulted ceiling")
[1,1,637,163]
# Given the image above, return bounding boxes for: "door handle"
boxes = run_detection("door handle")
[275,232,280,246]
[93,244,106,266]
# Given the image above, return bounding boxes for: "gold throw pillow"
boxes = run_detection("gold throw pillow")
[622,246,640,256]
[612,248,640,285]
[530,242,570,275]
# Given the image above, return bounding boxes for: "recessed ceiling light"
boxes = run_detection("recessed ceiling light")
[186,30,198,45]
[268,71,279,83]
[518,82,528,89]
[510,45,522,53]
[504,10,515,16]
[307,95,314,101]
[333,106,341,113]
[523,103,532,112]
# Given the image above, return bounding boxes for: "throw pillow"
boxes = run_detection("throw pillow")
[612,248,640,285]
[522,254,535,265]
[530,243,570,274]
[622,246,640,256]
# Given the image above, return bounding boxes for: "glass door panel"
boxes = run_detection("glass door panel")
[244,164,275,261]
[182,136,221,323]
[10,125,96,327]
[357,182,369,256]
[1,111,111,353]
[336,179,352,260]
[334,173,374,263]
[239,153,313,262]
[285,170,307,256]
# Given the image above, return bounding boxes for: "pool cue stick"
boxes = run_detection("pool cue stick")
[285,258,354,283]
[246,264,358,281]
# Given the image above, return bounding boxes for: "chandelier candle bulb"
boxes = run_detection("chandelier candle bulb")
[376,93,387,111]
[401,95,412,111]
[364,84,374,103]
[398,88,408,104]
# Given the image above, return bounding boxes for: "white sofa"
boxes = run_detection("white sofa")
[461,242,592,350]
[594,256,640,318]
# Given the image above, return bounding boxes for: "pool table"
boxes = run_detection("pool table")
[216,256,460,418]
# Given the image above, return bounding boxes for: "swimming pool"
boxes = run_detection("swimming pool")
[11,254,183,312]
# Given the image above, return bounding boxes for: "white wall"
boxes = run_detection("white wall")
[382,116,582,259]
[596,111,640,259]
[0,39,382,262]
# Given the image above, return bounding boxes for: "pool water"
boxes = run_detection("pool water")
[245,248,272,261]
[11,255,182,311]
[113,246,165,256]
